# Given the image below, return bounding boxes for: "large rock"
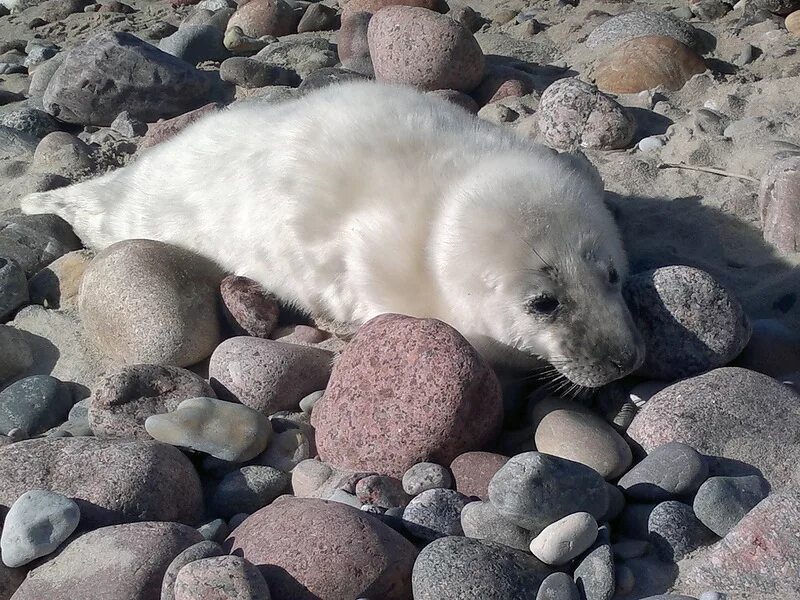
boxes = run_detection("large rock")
[0,438,203,528]
[617,442,709,502]
[253,35,337,79]
[0,375,73,437]
[226,497,417,599]
[585,11,700,50]
[79,239,223,367]
[11,522,203,600]
[43,32,215,126]
[312,314,502,478]
[627,367,800,488]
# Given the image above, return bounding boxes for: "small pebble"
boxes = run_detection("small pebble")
[298,390,323,414]
[573,525,615,600]
[109,111,147,138]
[692,475,770,537]
[618,442,709,502]
[529,512,599,566]
[402,462,453,496]
[402,488,470,541]
[327,489,362,508]
[460,499,530,551]
[211,465,290,518]
[536,572,581,600]
[647,500,716,561]
[161,541,226,600]
[638,136,665,151]
[0,375,72,437]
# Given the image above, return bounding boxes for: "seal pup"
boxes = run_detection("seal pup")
[22,81,644,387]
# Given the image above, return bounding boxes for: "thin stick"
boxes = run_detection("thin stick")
[657,162,760,183]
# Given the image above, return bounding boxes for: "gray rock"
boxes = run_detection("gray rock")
[43,31,214,126]
[298,390,323,414]
[0,213,82,277]
[602,483,626,522]
[27,248,92,311]
[618,442,709,502]
[0,108,59,139]
[573,525,614,600]
[403,462,453,496]
[27,53,65,109]
[158,24,229,65]
[0,490,80,567]
[460,500,530,551]
[211,465,290,518]
[220,56,294,88]
[0,258,27,321]
[328,488,362,508]
[488,452,609,533]
[692,475,770,537]
[109,111,147,138]
[412,536,550,600]
[254,427,310,471]
[196,0,234,10]
[31,131,94,176]
[647,500,715,561]
[537,572,581,600]
[585,11,699,50]
[160,540,225,600]
[355,474,410,508]
[0,325,34,384]
[298,3,338,33]
[255,35,337,78]
[530,512,598,566]
[196,518,229,543]
[759,156,800,255]
[0,375,72,437]
[623,266,751,380]
[402,488,470,541]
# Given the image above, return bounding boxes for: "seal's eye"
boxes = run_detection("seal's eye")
[527,294,560,315]
[608,266,619,285]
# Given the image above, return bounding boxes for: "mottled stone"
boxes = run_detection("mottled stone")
[472,66,532,106]
[755,0,800,14]
[197,519,229,544]
[402,462,453,496]
[402,488,470,541]
[759,156,800,254]
[31,131,94,175]
[297,2,338,33]
[227,0,297,37]
[220,56,289,88]
[0,375,72,437]
[618,442,709,502]
[212,465,290,518]
[355,474,409,508]
[530,512,598,566]
[341,0,447,20]
[161,540,225,600]
[298,67,368,91]
[537,572,581,600]
[0,213,82,277]
[219,275,280,336]
[0,258,27,321]
[460,499,530,551]
[586,11,699,50]
[254,36,337,78]
[0,108,59,139]
[173,555,270,600]
[692,475,770,537]
[27,249,92,310]
[647,501,715,561]
[573,526,614,600]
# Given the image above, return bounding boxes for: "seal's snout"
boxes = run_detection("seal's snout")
[610,339,645,376]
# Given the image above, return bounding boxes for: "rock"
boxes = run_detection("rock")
[537,78,635,151]
[472,66,532,106]
[27,249,90,310]
[197,518,229,543]
[367,6,485,92]
[537,572,581,600]
[220,56,290,88]
[758,156,800,254]
[787,10,800,35]
[79,239,223,367]
[158,24,229,65]
[254,35,337,79]
[0,258,27,321]
[734,319,800,377]
[173,555,269,600]
[647,501,715,561]
[755,0,800,14]
[0,213,82,277]
[585,11,700,50]
[573,526,614,600]
[623,266,751,380]
[595,36,706,94]
[211,465,290,518]
[450,451,509,500]
[337,11,373,76]
[401,488,470,541]
[532,396,632,479]
[222,25,269,54]
[290,458,337,497]
[43,31,214,126]
[0,562,25,599]
[31,131,94,175]
[488,452,608,534]
[11,522,202,600]
[110,111,148,138]
[90,364,215,440]
[0,438,203,528]
[618,442,709,502]
[298,66,368,91]
[355,474,409,508]
[692,475,770,537]
[460,499,530,551]
[341,0,447,21]
[628,367,800,488]
[690,0,731,20]
[139,102,223,150]
[209,337,332,415]
[602,484,626,522]
[530,512,598,566]
[146,397,271,462]
[227,0,297,37]
[312,314,502,478]
[427,89,480,113]
[0,490,80,567]
[227,497,417,599]
[0,108,59,139]
[0,326,33,383]
[297,2,338,33]
[161,540,225,600]
[255,428,310,471]
[402,462,453,496]
[0,375,72,437]
[412,536,549,600]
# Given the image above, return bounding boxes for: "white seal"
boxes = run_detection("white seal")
[22,81,644,387]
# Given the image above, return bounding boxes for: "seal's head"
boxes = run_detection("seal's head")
[435,150,644,387]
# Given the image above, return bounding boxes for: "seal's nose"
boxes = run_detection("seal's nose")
[611,333,646,375]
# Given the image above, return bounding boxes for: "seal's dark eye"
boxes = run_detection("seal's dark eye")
[608,266,619,285]
[527,294,560,315]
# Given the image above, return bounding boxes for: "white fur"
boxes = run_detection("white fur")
[22,81,642,385]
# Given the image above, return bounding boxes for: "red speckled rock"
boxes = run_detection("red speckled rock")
[311,314,503,478]
[220,275,280,338]
[174,555,270,600]
[342,0,448,21]
[0,438,204,528]
[759,156,800,255]
[472,66,533,106]
[227,0,297,38]
[208,337,333,415]
[140,103,223,151]
[450,451,509,500]
[11,522,202,600]
[367,6,486,92]
[226,497,417,599]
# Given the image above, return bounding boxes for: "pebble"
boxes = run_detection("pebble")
[197,0,234,10]
[228,497,417,599]
[0,375,72,437]
[628,367,800,488]
[0,490,80,568]
[759,156,800,254]
[299,389,323,414]
[337,11,373,76]
[595,36,706,94]
[537,78,635,151]
[368,6,485,92]
[639,135,665,151]
[356,474,410,508]
[109,110,147,137]
[690,0,732,20]
[618,442,709,502]
[254,36,337,78]
[161,540,225,600]
[209,336,332,414]
[328,489,362,508]
[0,108,60,139]
[572,525,615,600]
[585,10,699,50]
[412,536,549,600]
[90,364,215,440]
[227,0,297,37]
[647,500,715,561]
[211,465,290,518]
[473,65,532,106]
[401,488,470,541]
[298,66,368,91]
[529,512,598,565]
[297,2,338,33]
[197,518,229,543]
[220,56,291,88]
[173,555,270,600]
[31,131,93,175]
[623,266,751,380]
[537,572,581,600]
[788,10,800,34]
[0,258,27,321]
[402,462,453,496]
[11,522,202,600]
[312,314,502,478]
[0,326,34,384]
[0,214,82,278]
[79,239,223,367]
[43,31,214,126]
[692,475,770,537]
[158,24,229,64]
[699,593,726,600]
[460,499,530,551]
[146,397,272,462]
[255,427,310,471]
[531,396,632,479]
[488,452,609,534]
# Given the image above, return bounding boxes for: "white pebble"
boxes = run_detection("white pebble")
[529,512,598,565]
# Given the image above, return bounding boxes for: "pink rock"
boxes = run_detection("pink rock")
[227,0,298,38]
[139,103,223,151]
[226,497,417,599]
[174,555,270,600]
[367,6,486,92]
[450,451,509,500]
[342,0,448,21]
[220,275,280,339]
[311,314,503,478]
[337,11,373,75]
[208,337,333,415]
[759,156,800,254]
[472,66,533,106]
